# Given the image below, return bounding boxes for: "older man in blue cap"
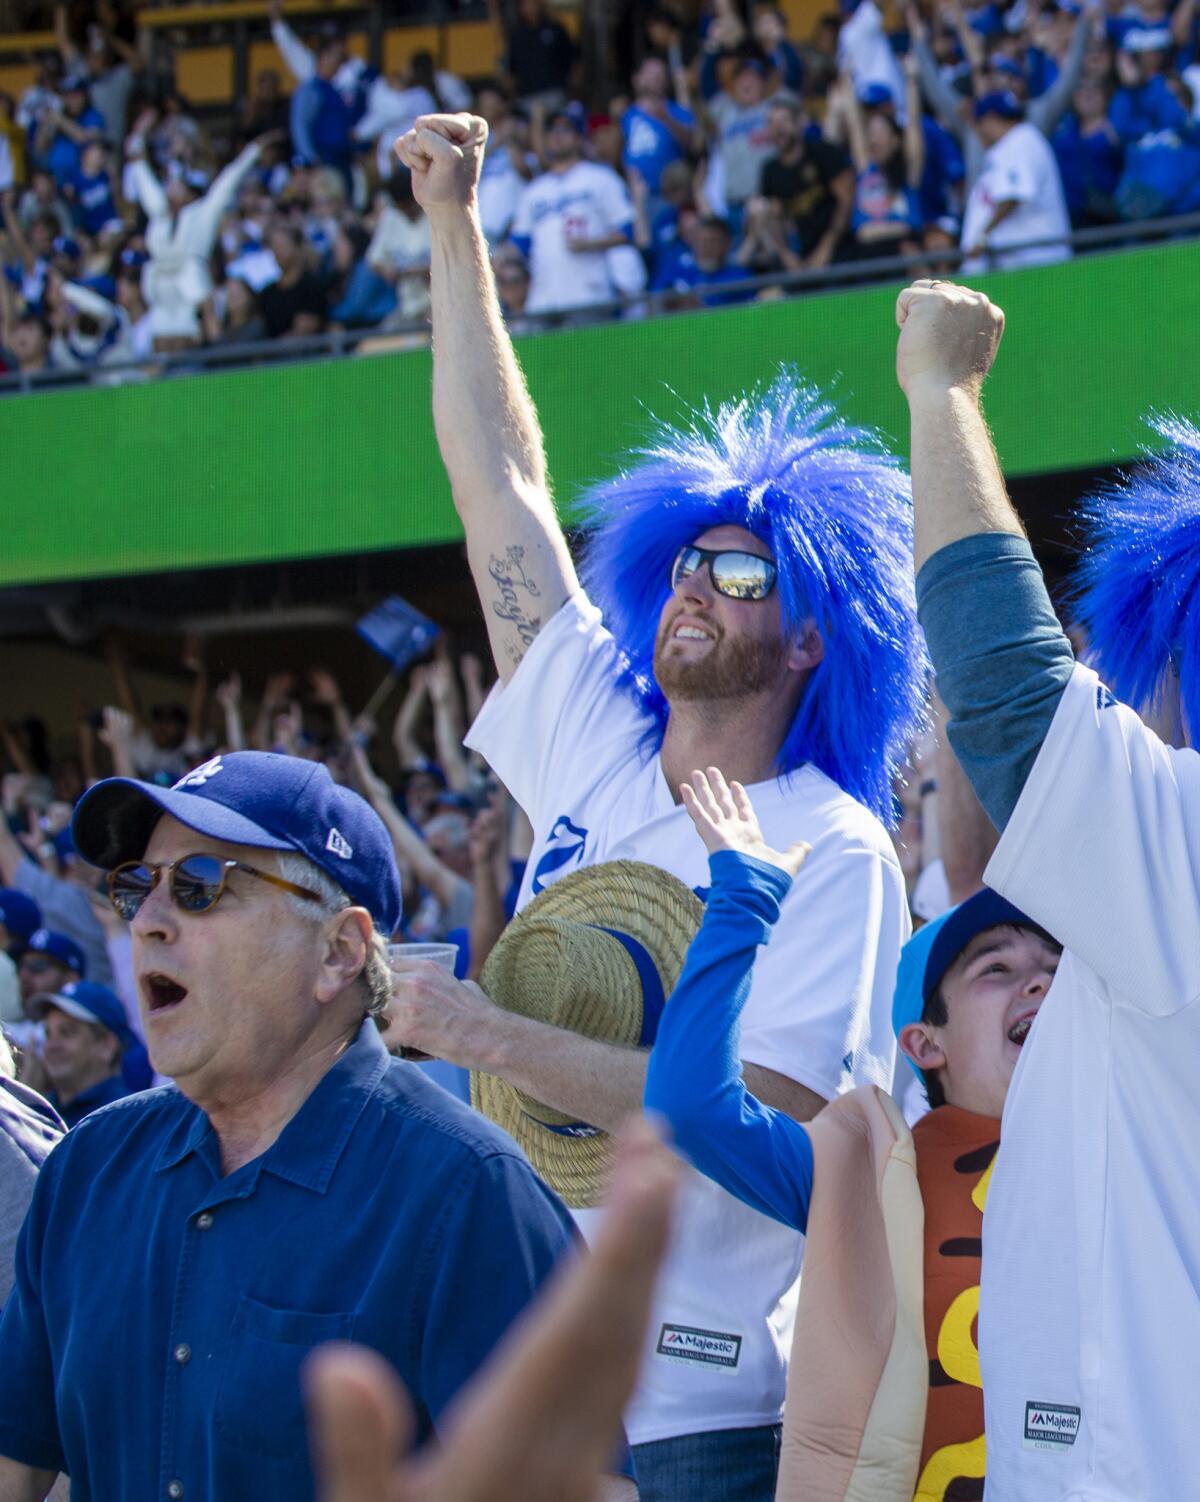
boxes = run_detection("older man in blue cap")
[30,981,131,1128]
[0,751,631,1502]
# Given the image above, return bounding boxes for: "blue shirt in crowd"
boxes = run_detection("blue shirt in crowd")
[44,109,105,187]
[48,1073,129,1129]
[69,170,119,236]
[621,102,695,194]
[0,1020,589,1501]
[290,76,355,170]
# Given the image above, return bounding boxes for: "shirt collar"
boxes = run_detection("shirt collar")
[154,1021,391,1192]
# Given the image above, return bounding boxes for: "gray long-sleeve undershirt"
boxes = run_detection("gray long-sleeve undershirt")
[915,532,1076,830]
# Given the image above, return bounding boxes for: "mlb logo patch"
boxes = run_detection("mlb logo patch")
[1024,1401,1080,1451]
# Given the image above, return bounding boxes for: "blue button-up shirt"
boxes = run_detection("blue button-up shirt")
[0,1022,581,1501]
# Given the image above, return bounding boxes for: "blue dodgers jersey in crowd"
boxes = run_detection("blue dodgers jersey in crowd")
[0,1023,584,1501]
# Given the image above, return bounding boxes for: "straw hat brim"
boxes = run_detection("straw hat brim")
[473,859,703,1208]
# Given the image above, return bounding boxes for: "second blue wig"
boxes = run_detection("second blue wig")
[577,372,929,824]
[1072,415,1200,735]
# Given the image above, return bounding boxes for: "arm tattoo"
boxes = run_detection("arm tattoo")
[488,546,543,660]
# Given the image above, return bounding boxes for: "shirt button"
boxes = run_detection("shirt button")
[195,1212,214,1230]
[167,1482,184,1500]
[173,1343,192,1365]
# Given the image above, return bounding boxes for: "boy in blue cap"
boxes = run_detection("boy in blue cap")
[31,980,131,1128]
[644,768,1061,1502]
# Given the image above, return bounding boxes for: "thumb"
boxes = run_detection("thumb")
[782,840,812,876]
[305,1343,415,1502]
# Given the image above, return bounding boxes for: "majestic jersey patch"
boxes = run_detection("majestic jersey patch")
[1023,1402,1080,1451]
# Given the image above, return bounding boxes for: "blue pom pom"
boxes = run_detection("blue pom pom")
[1072,416,1200,736]
[577,371,930,824]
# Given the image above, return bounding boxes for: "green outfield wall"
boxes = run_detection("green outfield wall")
[4,239,1197,587]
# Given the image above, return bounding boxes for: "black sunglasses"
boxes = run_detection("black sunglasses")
[670,545,778,601]
[107,853,322,921]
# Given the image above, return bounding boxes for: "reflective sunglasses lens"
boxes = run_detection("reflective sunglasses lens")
[711,552,775,600]
[172,855,225,913]
[671,547,702,588]
[110,865,154,920]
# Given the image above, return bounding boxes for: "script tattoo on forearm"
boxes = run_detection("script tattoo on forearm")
[488,546,543,664]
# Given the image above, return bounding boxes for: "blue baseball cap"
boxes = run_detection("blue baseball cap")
[974,89,1024,120]
[73,751,403,934]
[32,979,129,1042]
[988,55,1024,79]
[24,928,87,977]
[892,887,1035,1055]
[0,889,43,945]
[858,81,895,108]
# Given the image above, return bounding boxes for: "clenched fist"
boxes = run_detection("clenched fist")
[394,113,489,213]
[895,280,1005,401]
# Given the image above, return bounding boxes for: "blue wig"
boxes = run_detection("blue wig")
[1072,415,1200,734]
[577,372,929,824]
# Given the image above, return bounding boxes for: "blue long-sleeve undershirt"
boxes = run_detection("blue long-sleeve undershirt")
[644,849,814,1233]
[916,533,1076,831]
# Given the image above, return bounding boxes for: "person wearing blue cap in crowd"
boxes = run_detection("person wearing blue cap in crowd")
[0,750,634,1502]
[0,891,41,962]
[30,980,131,1128]
[643,768,1060,1501]
[960,89,1072,271]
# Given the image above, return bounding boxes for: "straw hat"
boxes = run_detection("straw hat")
[473,860,703,1208]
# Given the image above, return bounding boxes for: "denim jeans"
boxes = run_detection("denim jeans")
[631,1423,782,1502]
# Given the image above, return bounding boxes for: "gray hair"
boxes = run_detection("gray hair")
[275,852,393,1021]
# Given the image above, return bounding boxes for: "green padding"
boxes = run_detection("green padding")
[3,240,1194,586]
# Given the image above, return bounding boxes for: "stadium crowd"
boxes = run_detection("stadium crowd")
[3,0,1200,374]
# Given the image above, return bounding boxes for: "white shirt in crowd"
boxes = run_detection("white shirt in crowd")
[130,143,263,339]
[0,135,12,196]
[961,121,1071,272]
[478,142,530,244]
[366,204,431,320]
[467,594,909,1446]
[511,161,634,313]
[838,0,906,111]
[353,75,472,178]
[980,663,1200,1501]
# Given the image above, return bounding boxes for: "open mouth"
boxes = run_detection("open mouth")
[1007,1014,1035,1046]
[143,972,189,1013]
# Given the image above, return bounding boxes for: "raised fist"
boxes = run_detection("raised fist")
[895,279,1005,401]
[393,113,489,213]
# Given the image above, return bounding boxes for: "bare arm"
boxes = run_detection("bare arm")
[895,280,1019,572]
[837,75,870,172]
[0,780,29,884]
[396,115,579,683]
[389,961,826,1132]
[392,670,430,769]
[215,675,246,752]
[0,1456,57,1502]
[426,655,472,794]
[466,797,508,980]
[903,57,926,187]
[932,688,997,901]
[350,744,464,911]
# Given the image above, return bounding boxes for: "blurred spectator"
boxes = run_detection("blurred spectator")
[258,223,329,338]
[353,53,471,181]
[114,260,153,357]
[652,212,751,304]
[830,67,925,259]
[838,0,905,106]
[0,1058,63,1310]
[1052,80,1123,224]
[33,980,131,1127]
[65,140,121,238]
[202,275,266,345]
[16,170,72,236]
[15,53,62,145]
[759,98,854,268]
[127,112,274,350]
[52,3,139,149]
[366,170,430,325]
[699,53,795,222]
[621,57,698,200]
[752,5,805,91]
[237,69,290,147]
[493,248,535,332]
[0,891,42,961]
[288,30,357,183]
[511,110,633,316]
[35,72,104,191]
[0,96,23,193]
[962,91,1072,270]
[497,0,578,111]
[475,82,532,243]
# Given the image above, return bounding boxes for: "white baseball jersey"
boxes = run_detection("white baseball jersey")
[961,121,1071,272]
[980,663,1200,1500]
[511,162,633,314]
[467,593,908,1444]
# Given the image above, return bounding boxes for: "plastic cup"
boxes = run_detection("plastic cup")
[387,942,460,1059]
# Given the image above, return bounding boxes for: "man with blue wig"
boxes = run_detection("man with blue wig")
[894,279,1200,1500]
[391,110,928,1500]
